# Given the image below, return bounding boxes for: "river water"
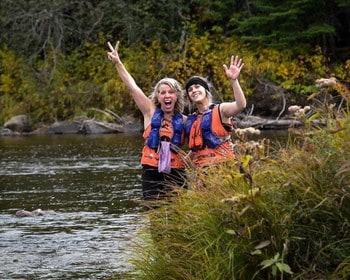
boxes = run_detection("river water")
[0,134,146,279]
[0,131,288,279]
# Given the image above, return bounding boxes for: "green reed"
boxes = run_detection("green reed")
[128,104,350,280]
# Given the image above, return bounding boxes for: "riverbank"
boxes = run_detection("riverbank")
[1,105,318,137]
[0,114,143,136]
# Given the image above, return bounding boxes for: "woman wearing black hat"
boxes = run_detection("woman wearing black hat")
[184,55,246,167]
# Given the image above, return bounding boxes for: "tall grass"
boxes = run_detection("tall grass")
[128,93,350,279]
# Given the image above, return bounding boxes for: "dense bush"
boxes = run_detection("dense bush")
[130,87,350,279]
[1,33,349,125]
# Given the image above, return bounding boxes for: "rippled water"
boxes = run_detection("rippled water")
[0,134,146,279]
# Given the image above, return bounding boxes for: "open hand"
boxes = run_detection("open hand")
[223,55,244,80]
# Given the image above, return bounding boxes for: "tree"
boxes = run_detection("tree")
[0,0,127,59]
[233,0,350,60]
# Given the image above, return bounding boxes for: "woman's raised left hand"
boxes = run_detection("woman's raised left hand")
[223,55,244,80]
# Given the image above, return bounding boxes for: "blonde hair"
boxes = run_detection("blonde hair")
[150,77,185,114]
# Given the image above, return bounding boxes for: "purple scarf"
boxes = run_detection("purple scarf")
[158,141,171,173]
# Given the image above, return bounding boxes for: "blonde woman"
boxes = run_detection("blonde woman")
[107,41,187,201]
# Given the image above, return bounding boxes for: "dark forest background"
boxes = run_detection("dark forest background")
[1,0,349,125]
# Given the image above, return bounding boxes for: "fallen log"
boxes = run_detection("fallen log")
[235,115,326,130]
[239,118,303,130]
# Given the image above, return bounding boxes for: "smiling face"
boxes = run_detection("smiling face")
[157,84,178,115]
[187,84,208,104]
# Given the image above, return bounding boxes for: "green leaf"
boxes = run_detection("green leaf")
[226,229,236,235]
[240,155,252,168]
[272,265,277,276]
[276,262,293,274]
[273,252,280,262]
[251,249,262,255]
[260,258,276,269]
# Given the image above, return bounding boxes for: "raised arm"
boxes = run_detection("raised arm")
[107,41,155,122]
[220,55,247,120]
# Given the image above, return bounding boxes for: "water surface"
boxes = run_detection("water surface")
[0,134,145,279]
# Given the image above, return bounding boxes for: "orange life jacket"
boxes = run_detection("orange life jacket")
[141,116,186,169]
[186,105,235,167]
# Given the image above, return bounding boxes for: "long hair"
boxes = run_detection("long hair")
[150,77,185,114]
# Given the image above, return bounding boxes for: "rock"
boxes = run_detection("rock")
[15,209,56,217]
[1,113,143,136]
[0,127,16,136]
[46,121,82,134]
[30,118,139,135]
[248,79,308,118]
[80,120,124,134]
[4,115,31,133]
[15,210,34,217]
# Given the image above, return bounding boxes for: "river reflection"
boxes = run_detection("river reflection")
[0,134,145,279]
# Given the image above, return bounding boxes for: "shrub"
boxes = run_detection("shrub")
[130,95,350,279]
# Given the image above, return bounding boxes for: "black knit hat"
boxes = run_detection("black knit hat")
[185,76,210,93]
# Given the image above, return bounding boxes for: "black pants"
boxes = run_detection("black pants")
[141,165,187,201]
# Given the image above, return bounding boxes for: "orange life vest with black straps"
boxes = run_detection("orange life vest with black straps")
[185,105,235,167]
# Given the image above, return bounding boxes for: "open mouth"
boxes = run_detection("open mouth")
[163,100,173,110]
